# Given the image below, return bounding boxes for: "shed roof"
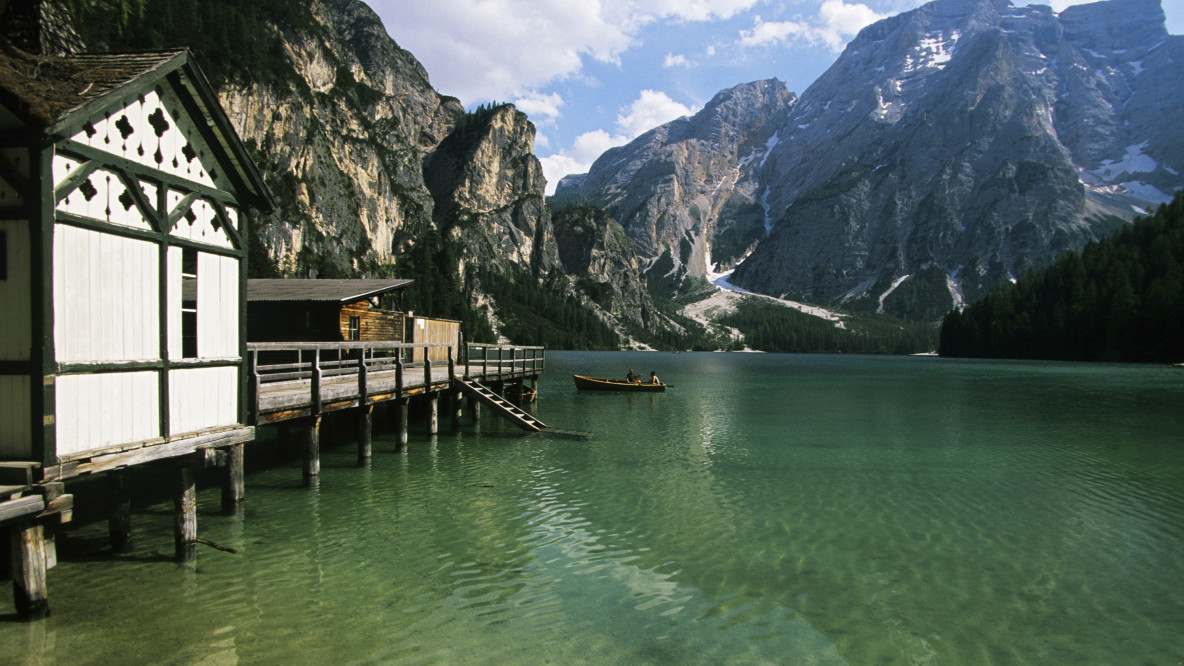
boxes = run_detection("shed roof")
[248,279,414,304]
[0,45,273,211]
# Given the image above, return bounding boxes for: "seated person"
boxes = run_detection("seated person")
[626,368,639,383]
[649,371,660,384]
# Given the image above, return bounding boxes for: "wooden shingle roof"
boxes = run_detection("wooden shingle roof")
[0,46,182,127]
[247,279,414,303]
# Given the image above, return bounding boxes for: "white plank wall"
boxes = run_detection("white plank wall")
[0,376,32,459]
[55,372,159,458]
[53,225,159,363]
[198,253,239,358]
[167,245,182,360]
[0,219,31,361]
[169,367,237,435]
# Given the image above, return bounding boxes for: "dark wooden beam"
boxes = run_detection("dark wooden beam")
[108,468,132,552]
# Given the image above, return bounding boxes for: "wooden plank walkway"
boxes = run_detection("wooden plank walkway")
[249,342,545,425]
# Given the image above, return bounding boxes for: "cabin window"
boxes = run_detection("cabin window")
[0,230,6,280]
[181,247,197,358]
[348,316,361,341]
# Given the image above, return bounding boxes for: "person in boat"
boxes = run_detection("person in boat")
[649,371,660,384]
[626,368,640,383]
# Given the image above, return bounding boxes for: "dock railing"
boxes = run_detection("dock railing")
[247,341,545,423]
[463,343,545,381]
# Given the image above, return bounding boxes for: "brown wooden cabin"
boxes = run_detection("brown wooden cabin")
[247,279,412,343]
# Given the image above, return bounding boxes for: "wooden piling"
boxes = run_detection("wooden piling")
[221,443,245,512]
[471,396,481,423]
[174,467,197,562]
[452,389,464,428]
[358,405,373,463]
[303,416,322,480]
[427,394,439,435]
[395,399,408,451]
[10,521,49,620]
[108,467,132,552]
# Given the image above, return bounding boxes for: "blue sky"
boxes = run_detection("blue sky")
[372,0,1183,194]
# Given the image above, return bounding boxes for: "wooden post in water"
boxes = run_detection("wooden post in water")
[471,395,481,423]
[108,467,132,552]
[452,389,464,428]
[10,520,49,620]
[221,443,245,512]
[395,399,408,451]
[427,393,439,435]
[303,416,322,480]
[358,405,373,463]
[174,467,197,562]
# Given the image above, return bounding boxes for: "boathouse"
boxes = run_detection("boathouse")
[0,40,273,615]
[247,278,412,342]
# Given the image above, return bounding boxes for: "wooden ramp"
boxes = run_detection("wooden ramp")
[454,379,547,432]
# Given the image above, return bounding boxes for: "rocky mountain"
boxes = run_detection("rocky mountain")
[557,79,796,296]
[28,0,667,343]
[558,0,1184,320]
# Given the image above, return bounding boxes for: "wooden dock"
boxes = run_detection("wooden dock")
[248,341,546,477]
[250,341,544,423]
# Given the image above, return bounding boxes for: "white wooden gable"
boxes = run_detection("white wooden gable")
[52,83,240,249]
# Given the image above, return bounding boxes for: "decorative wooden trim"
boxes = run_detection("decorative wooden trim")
[45,54,187,140]
[165,191,200,230]
[53,211,245,258]
[57,140,241,207]
[211,200,242,250]
[51,159,102,205]
[109,165,163,233]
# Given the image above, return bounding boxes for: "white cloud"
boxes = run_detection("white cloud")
[540,91,698,193]
[818,0,887,48]
[740,16,812,47]
[740,0,886,52]
[616,89,697,138]
[541,129,630,193]
[372,0,762,104]
[513,91,565,123]
[664,52,692,68]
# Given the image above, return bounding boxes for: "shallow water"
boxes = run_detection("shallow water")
[3,352,1183,664]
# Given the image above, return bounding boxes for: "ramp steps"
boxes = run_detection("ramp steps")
[454,379,547,432]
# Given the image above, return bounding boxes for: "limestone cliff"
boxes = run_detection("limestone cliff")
[57,0,662,340]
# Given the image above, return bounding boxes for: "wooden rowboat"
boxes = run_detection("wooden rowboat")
[573,374,667,392]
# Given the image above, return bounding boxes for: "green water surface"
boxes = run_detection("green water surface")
[3,352,1182,664]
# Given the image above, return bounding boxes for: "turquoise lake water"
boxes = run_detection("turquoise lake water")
[3,352,1183,664]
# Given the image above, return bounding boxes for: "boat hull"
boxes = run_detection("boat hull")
[573,375,666,392]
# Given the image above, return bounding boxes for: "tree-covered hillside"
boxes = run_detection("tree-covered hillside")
[940,192,1184,363]
[719,299,938,354]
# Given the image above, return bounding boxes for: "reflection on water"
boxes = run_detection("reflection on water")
[3,353,1182,664]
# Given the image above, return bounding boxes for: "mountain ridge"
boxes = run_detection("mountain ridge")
[559,0,1183,320]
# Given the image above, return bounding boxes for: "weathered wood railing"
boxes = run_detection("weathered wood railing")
[463,343,545,381]
[247,341,545,424]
